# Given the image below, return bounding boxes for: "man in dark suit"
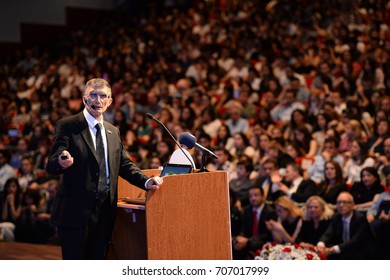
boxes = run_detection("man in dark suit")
[233,185,277,259]
[46,78,163,259]
[253,158,281,203]
[317,192,375,259]
[272,162,317,203]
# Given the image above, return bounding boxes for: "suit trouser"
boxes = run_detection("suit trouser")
[57,195,112,260]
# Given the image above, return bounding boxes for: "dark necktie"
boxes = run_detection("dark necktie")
[343,219,350,242]
[252,209,259,236]
[95,123,108,201]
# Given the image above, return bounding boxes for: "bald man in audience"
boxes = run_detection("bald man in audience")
[317,192,376,259]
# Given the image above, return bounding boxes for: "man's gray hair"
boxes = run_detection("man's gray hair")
[84,78,111,95]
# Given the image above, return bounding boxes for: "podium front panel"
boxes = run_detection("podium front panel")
[146,170,232,260]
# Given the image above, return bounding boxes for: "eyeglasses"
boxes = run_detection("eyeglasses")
[336,200,353,205]
[88,93,110,100]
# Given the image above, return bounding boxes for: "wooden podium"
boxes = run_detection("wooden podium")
[110,169,232,260]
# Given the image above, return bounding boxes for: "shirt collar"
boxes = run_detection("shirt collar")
[83,108,104,129]
[292,177,303,187]
[253,203,265,214]
[343,213,353,223]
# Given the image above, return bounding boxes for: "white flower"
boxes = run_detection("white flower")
[255,242,323,260]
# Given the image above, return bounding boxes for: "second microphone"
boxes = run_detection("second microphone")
[178,132,218,159]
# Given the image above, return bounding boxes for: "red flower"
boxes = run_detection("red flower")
[282,247,291,253]
[308,246,316,252]
[271,242,277,246]
[306,254,314,260]
[294,244,303,249]
[255,249,261,256]
[264,245,270,250]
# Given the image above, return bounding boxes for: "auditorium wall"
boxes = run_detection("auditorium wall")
[0,0,114,43]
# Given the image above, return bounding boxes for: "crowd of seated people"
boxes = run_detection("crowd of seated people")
[0,0,389,259]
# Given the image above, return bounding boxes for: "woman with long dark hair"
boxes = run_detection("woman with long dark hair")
[350,167,384,210]
[229,132,256,161]
[317,160,349,205]
[292,125,318,158]
[312,111,333,152]
[1,178,23,224]
[212,124,234,151]
[283,109,312,142]
[343,139,375,186]
[367,119,390,157]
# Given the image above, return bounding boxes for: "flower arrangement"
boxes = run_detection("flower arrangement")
[255,242,326,260]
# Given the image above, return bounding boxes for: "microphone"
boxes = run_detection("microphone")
[145,113,195,171]
[178,132,218,159]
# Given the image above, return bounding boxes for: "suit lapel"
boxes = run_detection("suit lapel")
[349,212,356,234]
[77,113,98,162]
[103,122,114,173]
[78,115,116,173]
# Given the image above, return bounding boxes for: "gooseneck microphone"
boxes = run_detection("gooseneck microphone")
[178,132,218,159]
[145,113,195,171]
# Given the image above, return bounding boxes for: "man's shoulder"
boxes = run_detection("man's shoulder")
[262,204,277,217]
[301,178,316,186]
[59,112,84,125]
[2,163,16,173]
[103,121,118,131]
[352,210,368,221]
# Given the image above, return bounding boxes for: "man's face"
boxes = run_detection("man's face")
[230,108,241,120]
[283,92,295,105]
[336,193,354,217]
[236,165,247,178]
[324,142,337,157]
[17,139,28,153]
[83,86,112,117]
[249,188,264,207]
[284,165,297,182]
[214,150,227,164]
[380,98,390,112]
[263,163,276,176]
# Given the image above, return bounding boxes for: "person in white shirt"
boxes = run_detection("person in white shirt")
[270,89,305,126]
[271,163,317,204]
[225,106,249,136]
[343,139,375,185]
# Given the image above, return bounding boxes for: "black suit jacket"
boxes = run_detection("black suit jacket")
[241,203,277,251]
[254,176,280,202]
[316,183,349,205]
[319,210,375,259]
[290,179,317,203]
[46,112,149,228]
